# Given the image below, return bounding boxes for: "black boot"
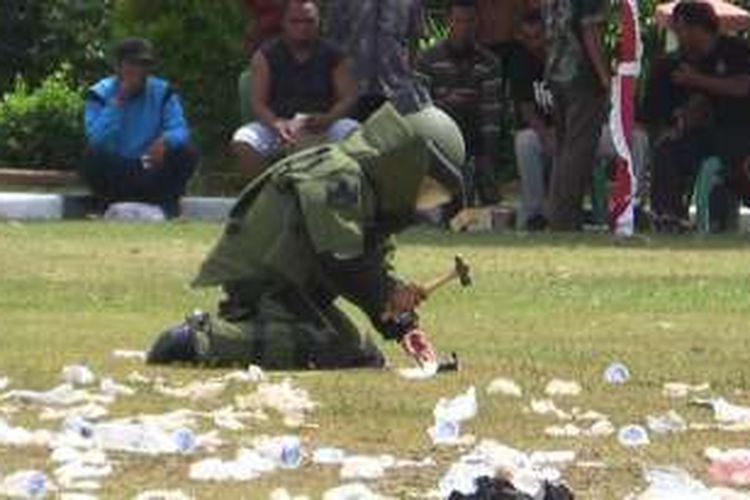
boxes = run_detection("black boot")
[146,310,210,364]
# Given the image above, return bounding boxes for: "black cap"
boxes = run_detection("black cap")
[114,38,156,65]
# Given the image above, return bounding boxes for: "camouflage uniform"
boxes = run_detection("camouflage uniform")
[416,41,503,203]
[541,0,608,230]
[148,104,462,369]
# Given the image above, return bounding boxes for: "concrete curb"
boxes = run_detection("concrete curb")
[0,193,235,222]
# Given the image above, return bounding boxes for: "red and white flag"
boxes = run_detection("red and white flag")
[609,0,642,235]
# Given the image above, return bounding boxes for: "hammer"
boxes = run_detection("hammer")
[421,255,472,297]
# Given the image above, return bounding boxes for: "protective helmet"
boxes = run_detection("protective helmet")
[404,105,467,205]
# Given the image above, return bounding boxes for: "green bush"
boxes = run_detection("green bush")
[0,68,85,170]
[112,0,247,163]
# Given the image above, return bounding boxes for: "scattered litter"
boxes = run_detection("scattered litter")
[663,382,710,399]
[62,365,96,387]
[155,380,227,401]
[438,440,571,498]
[604,363,631,385]
[104,202,166,222]
[99,378,135,398]
[529,399,571,420]
[190,448,276,481]
[398,361,438,380]
[0,417,52,447]
[647,411,687,435]
[434,387,477,424]
[445,475,574,500]
[236,379,317,428]
[313,447,347,465]
[486,378,522,397]
[125,372,152,385]
[111,350,147,362]
[0,470,54,498]
[253,435,303,469]
[133,490,193,500]
[222,365,267,384]
[545,380,582,397]
[340,455,392,480]
[693,397,750,425]
[633,466,750,499]
[60,493,98,500]
[39,403,109,422]
[544,424,581,438]
[64,421,200,455]
[323,483,386,500]
[0,377,9,391]
[529,451,577,467]
[268,488,310,500]
[706,448,750,487]
[1,384,105,407]
[429,387,477,446]
[618,425,650,447]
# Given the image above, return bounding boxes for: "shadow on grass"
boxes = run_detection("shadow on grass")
[399,226,750,251]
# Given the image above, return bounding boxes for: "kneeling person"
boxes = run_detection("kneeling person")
[148,103,466,370]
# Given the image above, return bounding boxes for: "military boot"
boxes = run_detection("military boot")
[146,310,210,364]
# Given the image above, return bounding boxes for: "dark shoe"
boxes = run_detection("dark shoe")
[146,310,209,364]
[525,214,548,232]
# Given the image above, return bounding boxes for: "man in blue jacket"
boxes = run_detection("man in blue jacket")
[81,38,197,217]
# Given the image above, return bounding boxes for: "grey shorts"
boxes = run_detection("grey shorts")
[232,118,360,157]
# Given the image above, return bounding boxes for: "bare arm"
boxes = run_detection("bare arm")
[249,51,279,128]
[327,59,358,121]
[581,20,611,91]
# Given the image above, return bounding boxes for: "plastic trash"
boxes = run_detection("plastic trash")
[636,466,725,499]
[0,417,53,447]
[104,202,166,222]
[663,382,710,399]
[529,399,571,420]
[434,387,477,423]
[0,376,9,391]
[111,350,147,361]
[0,470,51,498]
[647,411,687,435]
[154,380,227,401]
[91,422,197,455]
[339,456,390,480]
[189,448,276,481]
[253,435,303,469]
[99,378,135,397]
[322,483,384,500]
[398,361,438,380]
[133,489,193,500]
[62,416,95,438]
[39,403,110,422]
[62,365,96,386]
[486,378,522,397]
[604,363,631,385]
[693,397,750,425]
[313,447,347,465]
[618,425,650,447]
[545,379,582,397]
[428,419,462,445]
[2,384,94,407]
[235,379,317,428]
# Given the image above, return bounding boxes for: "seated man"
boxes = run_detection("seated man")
[510,11,648,230]
[147,103,466,370]
[233,0,359,180]
[644,1,750,232]
[81,38,197,217]
[416,0,503,206]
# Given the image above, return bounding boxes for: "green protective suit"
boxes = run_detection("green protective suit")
[187,104,431,369]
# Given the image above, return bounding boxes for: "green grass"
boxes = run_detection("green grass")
[2,222,750,498]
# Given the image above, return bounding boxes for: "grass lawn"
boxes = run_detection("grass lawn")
[2,222,750,499]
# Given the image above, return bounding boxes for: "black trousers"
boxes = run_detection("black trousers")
[651,127,748,221]
[79,146,198,215]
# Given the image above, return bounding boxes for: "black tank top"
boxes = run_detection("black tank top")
[262,37,344,119]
